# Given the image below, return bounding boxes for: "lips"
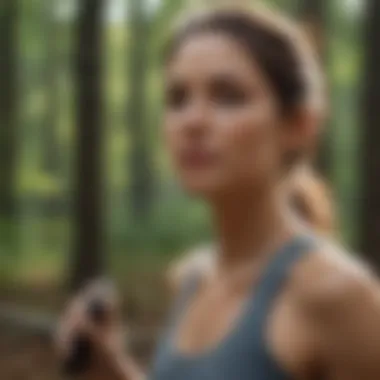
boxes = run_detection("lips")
[179,148,217,168]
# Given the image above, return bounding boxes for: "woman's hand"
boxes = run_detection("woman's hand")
[55,280,133,380]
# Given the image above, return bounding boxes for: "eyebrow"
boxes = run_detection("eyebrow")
[207,72,251,85]
[165,70,252,88]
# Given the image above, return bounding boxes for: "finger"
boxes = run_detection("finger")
[56,303,86,346]
[55,281,120,356]
[82,317,126,359]
[55,314,88,358]
[55,297,91,355]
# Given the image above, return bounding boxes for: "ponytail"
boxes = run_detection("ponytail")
[289,165,336,236]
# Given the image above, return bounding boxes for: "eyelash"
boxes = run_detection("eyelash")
[165,85,249,110]
[211,86,248,106]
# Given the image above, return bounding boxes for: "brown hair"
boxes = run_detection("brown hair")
[290,165,336,235]
[164,5,333,234]
[165,5,325,115]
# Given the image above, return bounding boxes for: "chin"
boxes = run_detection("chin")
[181,180,224,199]
[177,170,231,198]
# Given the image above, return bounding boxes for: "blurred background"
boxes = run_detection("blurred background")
[0,0,377,378]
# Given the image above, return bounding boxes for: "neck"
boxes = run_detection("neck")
[210,186,293,272]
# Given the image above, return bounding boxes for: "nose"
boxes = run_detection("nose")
[181,99,210,137]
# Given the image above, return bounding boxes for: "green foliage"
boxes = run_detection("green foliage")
[1,0,364,287]
[109,186,212,257]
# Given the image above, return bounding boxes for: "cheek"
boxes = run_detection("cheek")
[218,106,281,180]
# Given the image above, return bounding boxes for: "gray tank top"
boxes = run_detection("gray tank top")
[149,235,314,380]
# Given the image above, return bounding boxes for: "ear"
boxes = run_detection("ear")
[281,106,321,156]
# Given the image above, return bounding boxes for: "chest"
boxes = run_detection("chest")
[175,282,249,354]
[151,237,319,380]
[152,284,318,380]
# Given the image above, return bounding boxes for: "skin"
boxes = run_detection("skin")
[57,32,380,380]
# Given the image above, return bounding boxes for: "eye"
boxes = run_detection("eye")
[210,78,249,106]
[165,83,189,110]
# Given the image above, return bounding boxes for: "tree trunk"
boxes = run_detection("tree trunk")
[70,0,105,291]
[0,0,19,282]
[127,0,154,224]
[0,1,18,219]
[360,0,380,270]
[41,0,60,174]
[298,0,330,176]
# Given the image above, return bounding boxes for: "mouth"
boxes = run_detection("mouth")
[179,148,217,169]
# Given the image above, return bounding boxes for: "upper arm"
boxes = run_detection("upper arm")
[322,277,380,378]
[291,242,380,379]
[303,257,380,379]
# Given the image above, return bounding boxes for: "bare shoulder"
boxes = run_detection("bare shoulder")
[289,239,380,319]
[166,243,215,293]
[287,241,380,376]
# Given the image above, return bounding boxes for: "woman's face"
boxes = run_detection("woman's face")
[164,32,301,199]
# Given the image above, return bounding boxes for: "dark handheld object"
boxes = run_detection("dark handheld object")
[62,299,107,376]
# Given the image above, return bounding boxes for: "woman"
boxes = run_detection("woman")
[57,5,380,380]
[168,164,336,288]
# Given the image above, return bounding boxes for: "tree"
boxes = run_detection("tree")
[70,0,106,291]
[41,0,61,174]
[0,1,18,219]
[360,0,380,270]
[0,0,19,282]
[150,0,185,53]
[127,0,154,223]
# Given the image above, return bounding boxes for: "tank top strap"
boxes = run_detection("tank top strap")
[166,268,202,328]
[152,268,201,363]
[251,233,317,339]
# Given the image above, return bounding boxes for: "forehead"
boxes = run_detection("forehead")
[166,32,265,84]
